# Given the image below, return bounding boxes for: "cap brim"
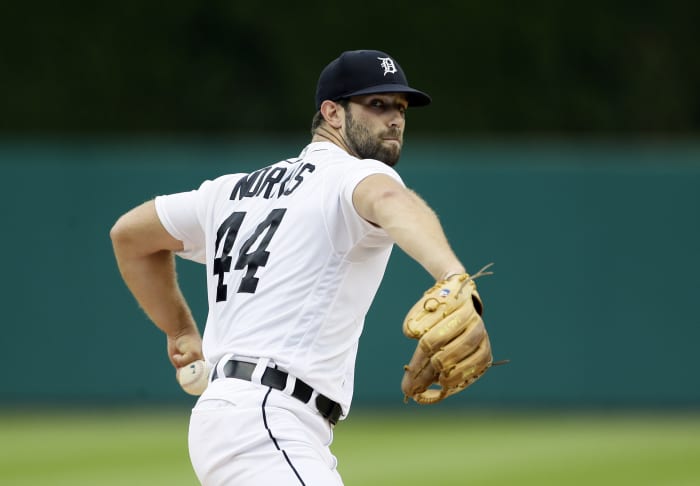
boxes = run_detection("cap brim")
[336,84,432,107]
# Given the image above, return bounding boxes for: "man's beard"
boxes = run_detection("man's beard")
[344,111,402,166]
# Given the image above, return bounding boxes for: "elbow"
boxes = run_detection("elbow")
[109,215,133,252]
[109,220,121,244]
[108,200,173,259]
[110,216,150,262]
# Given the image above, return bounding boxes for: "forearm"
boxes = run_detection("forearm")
[374,189,465,281]
[110,199,202,369]
[114,248,198,338]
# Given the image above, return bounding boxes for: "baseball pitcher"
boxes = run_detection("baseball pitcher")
[111,49,502,486]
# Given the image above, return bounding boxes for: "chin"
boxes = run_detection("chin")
[381,150,401,167]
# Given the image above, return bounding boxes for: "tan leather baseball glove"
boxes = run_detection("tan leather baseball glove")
[401,265,503,404]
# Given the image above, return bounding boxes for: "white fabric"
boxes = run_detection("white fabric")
[189,379,343,486]
[154,141,403,417]
[250,357,270,385]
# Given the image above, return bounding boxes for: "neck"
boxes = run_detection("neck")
[311,126,358,158]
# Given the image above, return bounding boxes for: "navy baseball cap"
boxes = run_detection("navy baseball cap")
[315,50,432,110]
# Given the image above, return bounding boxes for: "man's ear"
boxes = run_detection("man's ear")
[320,100,344,129]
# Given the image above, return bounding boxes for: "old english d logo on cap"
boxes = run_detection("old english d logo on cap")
[315,50,432,109]
[378,57,398,76]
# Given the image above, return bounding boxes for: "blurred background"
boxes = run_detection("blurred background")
[1,1,699,485]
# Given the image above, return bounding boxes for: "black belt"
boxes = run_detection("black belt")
[211,360,342,426]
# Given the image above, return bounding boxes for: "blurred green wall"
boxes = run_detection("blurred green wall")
[1,138,698,407]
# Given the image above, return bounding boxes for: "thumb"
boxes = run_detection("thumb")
[171,350,200,368]
[167,332,203,368]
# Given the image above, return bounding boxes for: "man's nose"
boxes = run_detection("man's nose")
[388,109,405,128]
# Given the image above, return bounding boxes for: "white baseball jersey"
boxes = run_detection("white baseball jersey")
[155,141,404,414]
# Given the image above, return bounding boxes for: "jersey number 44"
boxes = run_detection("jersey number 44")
[213,208,287,300]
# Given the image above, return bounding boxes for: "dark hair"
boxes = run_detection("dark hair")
[310,98,350,135]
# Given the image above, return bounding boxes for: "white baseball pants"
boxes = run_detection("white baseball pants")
[188,377,344,485]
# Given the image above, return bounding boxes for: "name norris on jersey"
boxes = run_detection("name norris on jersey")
[230,162,316,200]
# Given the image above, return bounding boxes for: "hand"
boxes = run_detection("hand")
[401,267,497,404]
[166,328,204,369]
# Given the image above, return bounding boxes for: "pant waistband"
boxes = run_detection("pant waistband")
[211,359,342,426]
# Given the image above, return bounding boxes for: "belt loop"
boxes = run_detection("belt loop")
[214,353,234,382]
[251,357,270,385]
[282,375,297,395]
[308,389,320,407]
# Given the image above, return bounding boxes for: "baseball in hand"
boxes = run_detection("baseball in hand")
[177,360,211,396]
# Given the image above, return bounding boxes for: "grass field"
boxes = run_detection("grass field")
[1,407,699,485]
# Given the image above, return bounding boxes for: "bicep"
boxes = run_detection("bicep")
[110,200,184,256]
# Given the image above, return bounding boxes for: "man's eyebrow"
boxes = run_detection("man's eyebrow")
[367,95,409,106]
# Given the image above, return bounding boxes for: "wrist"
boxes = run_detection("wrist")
[438,268,466,282]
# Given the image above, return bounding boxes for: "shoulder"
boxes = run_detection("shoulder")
[190,172,248,198]
[338,157,405,190]
[310,145,404,185]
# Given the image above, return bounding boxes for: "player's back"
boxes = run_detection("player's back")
[157,141,401,402]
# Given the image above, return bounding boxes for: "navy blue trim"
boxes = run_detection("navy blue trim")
[262,388,306,485]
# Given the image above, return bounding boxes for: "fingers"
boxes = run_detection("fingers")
[419,305,482,354]
[430,318,487,371]
[439,335,493,389]
[401,345,438,397]
[171,350,202,368]
[167,331,203,369]
[403,276,494,405]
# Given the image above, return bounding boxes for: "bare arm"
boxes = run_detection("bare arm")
[110,200,203,369]
[353,174,465,281]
